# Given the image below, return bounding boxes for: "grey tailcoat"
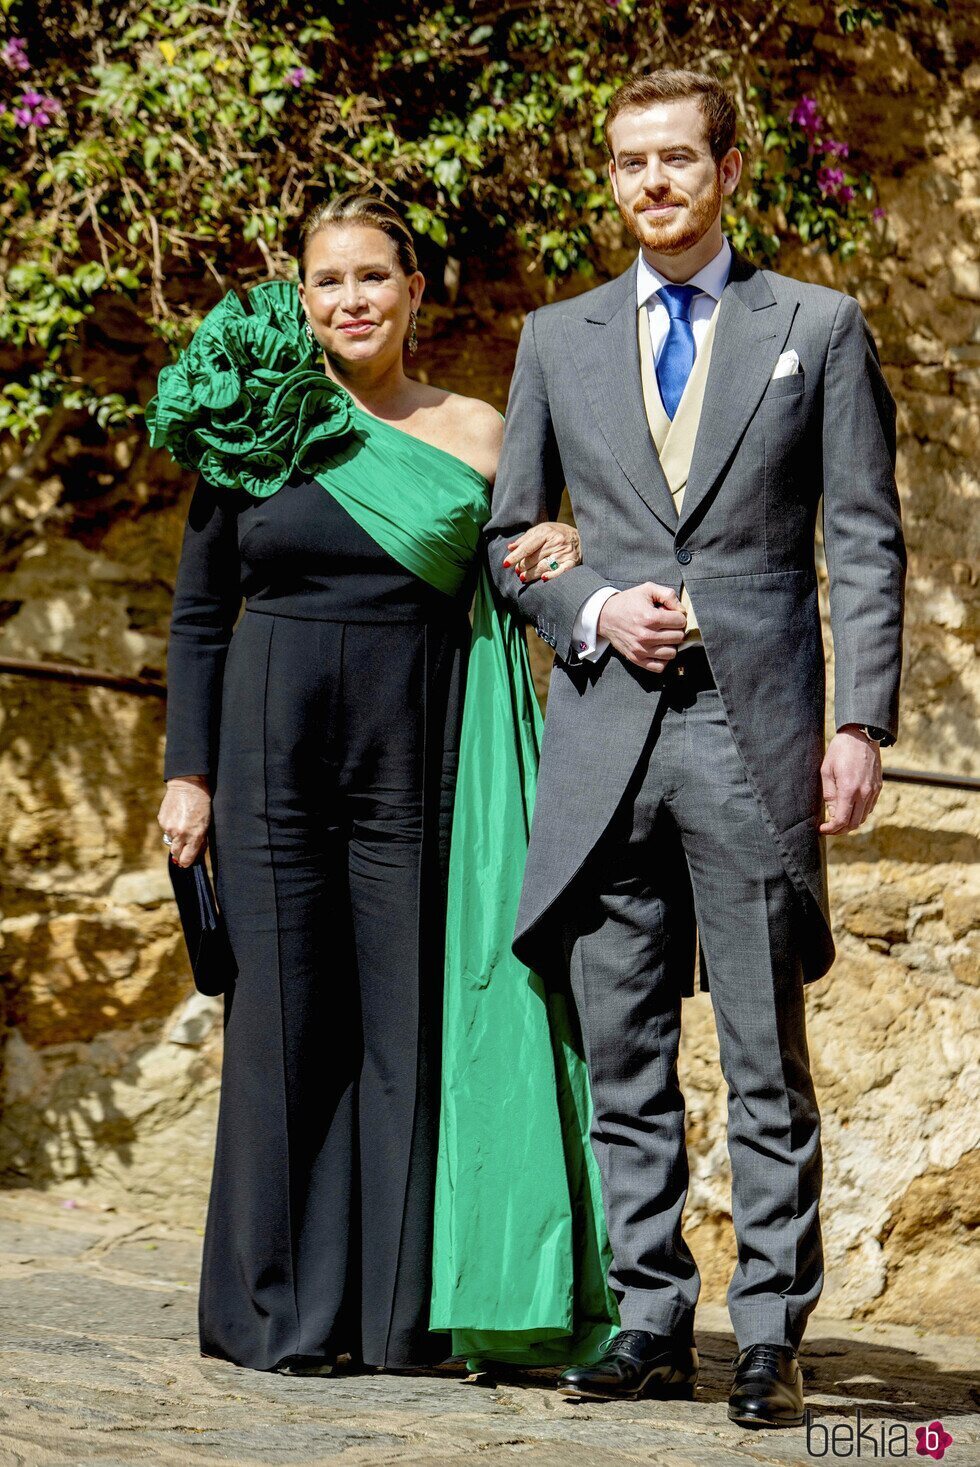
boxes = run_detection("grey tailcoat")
[485,249,906,989]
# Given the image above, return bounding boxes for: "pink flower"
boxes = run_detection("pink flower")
[822,139,850,158]
[817,164,846,195]
[286,66,307,87]
[12,91,61,127]
[791,97,824,135]
[2,37,29,72]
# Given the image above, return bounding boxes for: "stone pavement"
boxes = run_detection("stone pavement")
[0,1191,976,1467]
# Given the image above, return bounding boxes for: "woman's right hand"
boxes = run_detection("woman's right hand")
[503,521,582,584]
[157,776,212,869]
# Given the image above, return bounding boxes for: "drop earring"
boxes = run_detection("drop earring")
[305,321,318,356]
[408,310,418,357]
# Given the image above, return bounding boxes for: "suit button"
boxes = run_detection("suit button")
[675,547,693,565]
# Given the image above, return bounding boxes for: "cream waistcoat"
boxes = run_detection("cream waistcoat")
[637,303,720,645]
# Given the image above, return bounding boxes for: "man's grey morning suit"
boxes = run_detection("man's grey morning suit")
[485,244,906,1350]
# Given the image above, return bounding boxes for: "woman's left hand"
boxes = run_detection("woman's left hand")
[503,521,582,583]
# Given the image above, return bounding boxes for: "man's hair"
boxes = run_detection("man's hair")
[604,69,737,163]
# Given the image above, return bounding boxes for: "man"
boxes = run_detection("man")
[486,69,905,1429]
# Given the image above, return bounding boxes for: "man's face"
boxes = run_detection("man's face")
[608,97,739,255]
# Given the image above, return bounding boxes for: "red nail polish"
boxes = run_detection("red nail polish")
[502,560,511,567]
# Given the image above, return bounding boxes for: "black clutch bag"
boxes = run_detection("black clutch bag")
[167,852,237,998]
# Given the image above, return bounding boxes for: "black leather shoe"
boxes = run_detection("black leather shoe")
[558,1329,698,1402]
[728,1343,804,1428]
[271,1354,334,1376]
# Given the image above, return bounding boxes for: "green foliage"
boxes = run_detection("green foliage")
[835,0,947,33]
[0,367,135,439]
[0,0,936,438]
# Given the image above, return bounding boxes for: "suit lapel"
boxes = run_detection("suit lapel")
[679,252,797,533]
[564,262,678,532]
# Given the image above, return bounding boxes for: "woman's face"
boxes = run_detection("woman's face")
[298,223,423,368]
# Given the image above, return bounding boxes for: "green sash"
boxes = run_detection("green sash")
[147,282,618,1367]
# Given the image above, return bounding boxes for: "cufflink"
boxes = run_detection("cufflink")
[578,641,588,651]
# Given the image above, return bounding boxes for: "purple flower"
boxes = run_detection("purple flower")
[838,185,856,204]
[10,91,60,127]
[822,139,850,158]
[286,66,307,87]
[2,37,30,72]
[791,97,824,135]
[817,164,846,196]
[873,206,886,220]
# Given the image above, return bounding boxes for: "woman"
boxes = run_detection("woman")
[149,193,616,1375]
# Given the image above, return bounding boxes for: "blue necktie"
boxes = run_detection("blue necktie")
[655,284,699,420]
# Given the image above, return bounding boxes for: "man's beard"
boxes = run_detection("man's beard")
[618,170,723,255]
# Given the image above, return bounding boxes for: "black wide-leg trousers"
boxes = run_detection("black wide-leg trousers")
[202,610,446,1370]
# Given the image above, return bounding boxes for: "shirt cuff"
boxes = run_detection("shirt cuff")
[571,587,619,663]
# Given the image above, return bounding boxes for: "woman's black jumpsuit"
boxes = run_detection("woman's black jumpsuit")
[165,475,471,1370]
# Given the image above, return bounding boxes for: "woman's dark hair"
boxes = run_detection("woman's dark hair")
[297,192,419,277]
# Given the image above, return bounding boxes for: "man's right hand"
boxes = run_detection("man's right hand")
[597,583,687,672]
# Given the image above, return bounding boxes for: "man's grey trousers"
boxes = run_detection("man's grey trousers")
[563,671,823,1351]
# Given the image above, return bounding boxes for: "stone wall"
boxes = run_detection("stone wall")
[1,2,977,1331]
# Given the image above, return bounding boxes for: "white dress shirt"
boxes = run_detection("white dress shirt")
[570,238,733,661]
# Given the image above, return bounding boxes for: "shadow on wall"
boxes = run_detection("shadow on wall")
[0,676,218,1195]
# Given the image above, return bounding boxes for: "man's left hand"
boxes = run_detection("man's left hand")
[819,726,883,834]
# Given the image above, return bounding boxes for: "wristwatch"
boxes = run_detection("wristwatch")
[859,725,893,746]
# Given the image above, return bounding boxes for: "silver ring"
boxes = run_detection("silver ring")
[163,833,174,847]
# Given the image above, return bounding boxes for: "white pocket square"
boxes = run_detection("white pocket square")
[772,349,801,379]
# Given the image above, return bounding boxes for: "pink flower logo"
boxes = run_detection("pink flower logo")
[916,1420,954,1460]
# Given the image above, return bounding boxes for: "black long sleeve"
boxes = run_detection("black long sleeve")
[163,477,243,784]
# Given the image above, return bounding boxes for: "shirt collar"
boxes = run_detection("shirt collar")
[636,237,733,309]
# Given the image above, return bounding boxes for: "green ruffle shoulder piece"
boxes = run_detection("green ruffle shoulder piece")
[145,282,355,499]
